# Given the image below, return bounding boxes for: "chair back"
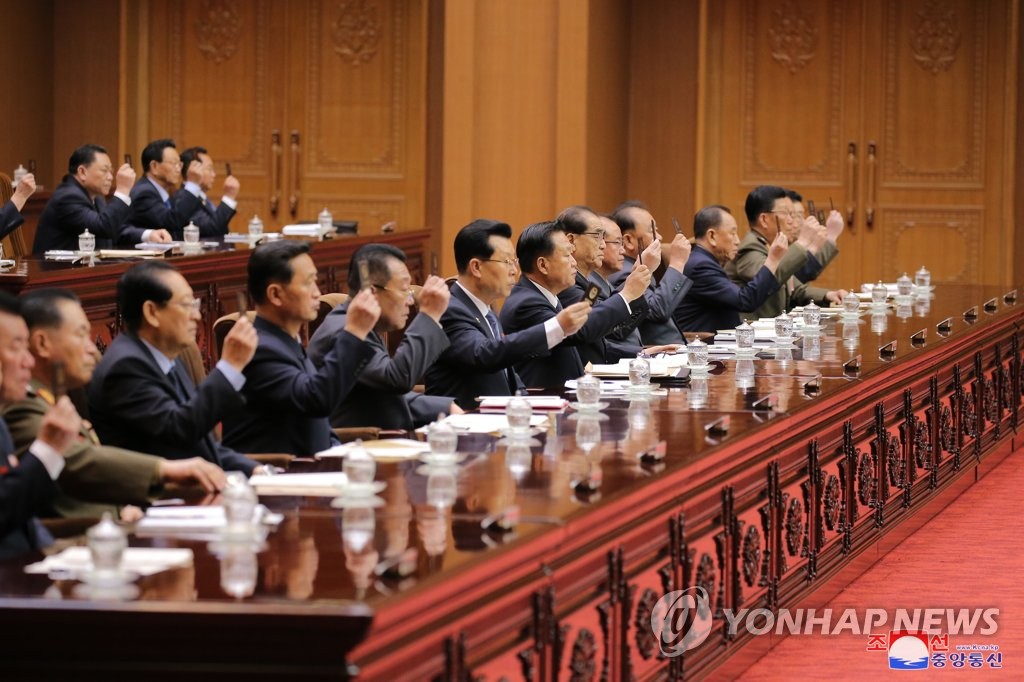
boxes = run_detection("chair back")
[213,311,257,361]
[0,172,26,258]
[309,292,350,338]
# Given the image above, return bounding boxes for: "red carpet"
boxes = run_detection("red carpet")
[736,447,1023,679]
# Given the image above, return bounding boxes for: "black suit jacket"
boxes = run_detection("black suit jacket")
[0,200,24,243]
[33,176,131,253]
[126,178,202,240]
[87,332,257,474]
[425,284,547,409]
[178,190,235,237]
[0,420,57,560]
[307,304,452,430]
[559,272,649,363]
[498,275,634,390]
[221,315,374,456]
[672,245,780,333]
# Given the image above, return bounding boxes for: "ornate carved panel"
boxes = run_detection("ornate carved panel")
[877,209,980,284]
[823,474,840,531]
[306,0,406,177]
[785,498,803,557]
[195,0,243,64]
[742,525,761,587]
[741,0,844,181]
[882,0,985,186]
[634,589,658,661]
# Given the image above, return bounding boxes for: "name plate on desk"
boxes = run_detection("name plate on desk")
[937,317,953,335]
[963,305,979,322]
[843,354,862,375]
[1004,289,1017,304]
[911,329,927,347]
[879,340,898,360]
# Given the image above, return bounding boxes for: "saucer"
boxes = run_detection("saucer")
[330,494,386,509]
[338,481,388,497]
[418,453,467,466]
[568,401,609,411]
[78,568,139,588]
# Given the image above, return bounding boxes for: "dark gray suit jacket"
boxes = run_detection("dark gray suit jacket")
[87,332,257,474]
[425,284,546,409]
[0,416,56,560]
[308,304,452,430]
[0,200,24,243]
[177,190,235,237]
[127,178,202,241]
[610,256,691,345]
[672,245,780,333]
[222,316,374,456]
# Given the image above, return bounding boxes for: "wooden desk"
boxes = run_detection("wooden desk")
[0,284,1020,680]
[0,230,430,369]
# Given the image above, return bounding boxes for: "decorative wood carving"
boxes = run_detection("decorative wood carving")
[823,475,840,531]
[695,554,716,616]
[332,0,381,65]
[634,589,659,660]
[569,629,597,682]
[785,498,803,557]
[884,2,984,184]
[767,0,818,73]
[884,211,979,284]
[910,0,961,74]
[757,461,784,605]
[742,0,842,180]
[742,525,761,588]
[194,0,242,64]
[857,453,874,507]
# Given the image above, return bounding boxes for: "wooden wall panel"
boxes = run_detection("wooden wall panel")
[52,0,121,184]
[0,0,53,186]
[627,0,700,225]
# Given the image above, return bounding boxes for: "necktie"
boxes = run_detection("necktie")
[484,310,502,340]
[167,366,189,401]
[164,198,172,209]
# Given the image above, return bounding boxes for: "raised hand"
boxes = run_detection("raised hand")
[221,313,258,372]
[556,301,591,335]
[344,287,381,340]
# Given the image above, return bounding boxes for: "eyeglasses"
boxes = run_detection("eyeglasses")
[605,239,624,247]
[485,258,519,269]
[373,284,415,300]
[168,298,201,312]
[582,231,606,242]
[767,210,798,220]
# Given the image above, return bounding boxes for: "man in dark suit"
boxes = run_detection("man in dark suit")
[1,171,35,243]
[222,241,380,456]
[5,288,226,521]
[126,138,204,241]
[0,291,81,559]
[556,205,650,363]
[32,144,167,253]
[177,146,239,237]
[609,201,693,345]
[308,243,458,430]
[498,219,651,390]
[425,220,591,409]
[88,261,262,475]
[672,205,788,334]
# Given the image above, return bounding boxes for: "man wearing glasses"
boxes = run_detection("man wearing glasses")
[557,205,650,363]
[88,261,264,474]
[425,219,592,410]
[308,243,460,431]
[125,138,203,242]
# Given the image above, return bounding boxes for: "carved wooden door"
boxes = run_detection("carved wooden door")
[144,0,426,233]
[699,0,1014,288]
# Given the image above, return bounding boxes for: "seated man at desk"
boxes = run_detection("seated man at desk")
[221,241,380,456]
[0,291,81,559]
[308,243,458,431]
[425,219,591,409]
[726,185,845,319]
[5,288,226,521]
[672,205,788,333]
[32,144,154,253]
[177,146,239,237]
[126,138,202,242]
[88,261,262,475]
[499,219,651,390]
[1,170,35,242]
[556,205,650,363]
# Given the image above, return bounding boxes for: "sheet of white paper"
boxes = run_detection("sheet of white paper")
[315,438,430,460]
[24,547,194,577]
[248,471,349,496]
[477,396,567,411]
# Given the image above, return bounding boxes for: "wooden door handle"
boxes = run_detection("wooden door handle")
[270,130,281,217]
[288,130,301,218]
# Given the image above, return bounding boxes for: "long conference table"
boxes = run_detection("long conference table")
[0,236,1021,680]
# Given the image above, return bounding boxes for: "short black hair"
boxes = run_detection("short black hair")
[248,240,313,304]
[610,200,649,233]
[68,144,108,176]
[179,146,208,176]
[744,185,787,225]
[454,219,513,273]
[555,205,596,236]
[785,189,803,203]
[141,138,177,173]
[0,291,21,318]
[21,289,81,331]
[516,220,564,275]
[346,243,406,294]
[693,205,731,239]
[118,261,178,332]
